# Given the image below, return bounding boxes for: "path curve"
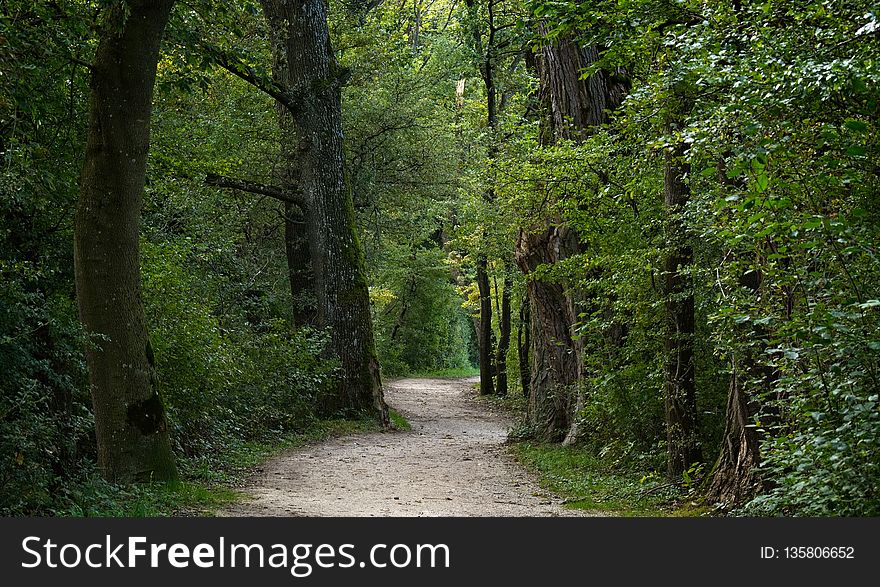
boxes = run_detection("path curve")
[222,377,585,516]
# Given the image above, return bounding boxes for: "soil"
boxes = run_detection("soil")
[221,377,588,516]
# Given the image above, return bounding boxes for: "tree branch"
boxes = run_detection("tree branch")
[211,53,303,115]
[205,173,307,209]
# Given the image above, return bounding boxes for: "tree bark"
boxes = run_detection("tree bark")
[283,202,315,326]
[515,223,580,441]
[473,0,500,396]
[518,293,530,398]
[74,0,178,483]
[494,264,512,395]
[476,255,495,395]
[271,35,316,328]
[261,0,387,424]
[513,31,626,441]
[662,105,702,478]
[705,356,761,505]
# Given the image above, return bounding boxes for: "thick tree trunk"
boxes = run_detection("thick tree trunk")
[74,0,177,483]
[513,32,625,441]
[705,357,761,505]
[272,47,315,327]
[515,223,580,441]
[662,111,702,478]
[476,255,495,395]
[261,0,387,424]
[494,266,512,396]
[542,41,610,139]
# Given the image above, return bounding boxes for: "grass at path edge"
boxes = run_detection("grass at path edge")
[61,413,409,517]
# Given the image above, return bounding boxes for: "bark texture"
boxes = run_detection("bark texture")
[74,0,178,483]
[282,202,315,326]
[271,33,315,328]
[514,222,580,441]
[514,32,626,441]
[261,0,387,423]
[705,358,761,505]
[541,41,621,139]
[517,294,530,399]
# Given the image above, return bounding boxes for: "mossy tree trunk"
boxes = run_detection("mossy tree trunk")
[261,0,388,424]
[74,0,178,483]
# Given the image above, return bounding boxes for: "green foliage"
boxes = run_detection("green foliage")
[141,241,337,457]
[336,2,479,376]
[0,0,95,515]
[519,0,880,513]
[5,0,877,518]
[0,274,92,514]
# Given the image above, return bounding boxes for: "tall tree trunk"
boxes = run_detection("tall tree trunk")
[474,0,500,396]
[273,48,315,327]
[74,0,177,483]
[476,255,495,395]
[662,104,702,478]
[518,293,530,398]
[514,32,626,441]
[494,264,512,395]
[515,224,580,441]
[261,0,388,424]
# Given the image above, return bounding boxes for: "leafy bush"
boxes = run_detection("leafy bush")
[141,241,337,458]
[0,267,92,514]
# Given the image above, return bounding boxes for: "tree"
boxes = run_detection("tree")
[74,0,178,483]
[494,264,513,395]
[661,93,702,478]
[260,0,388,423]
[515,26,626,441]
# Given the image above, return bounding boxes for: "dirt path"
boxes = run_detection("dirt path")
[222,377,585,516]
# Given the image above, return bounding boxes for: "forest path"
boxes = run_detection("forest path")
[221,377,586,516]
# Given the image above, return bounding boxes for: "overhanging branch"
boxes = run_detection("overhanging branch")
[212,54,302,115]
[205,173,307,210]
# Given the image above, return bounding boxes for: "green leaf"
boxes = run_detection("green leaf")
[844,119,869,133]
[847,146,867,157]
[755,174,769,192]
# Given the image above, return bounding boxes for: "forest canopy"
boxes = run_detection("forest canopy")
[1,0,878,516]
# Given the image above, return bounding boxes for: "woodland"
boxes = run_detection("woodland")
[1,0,878,516]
